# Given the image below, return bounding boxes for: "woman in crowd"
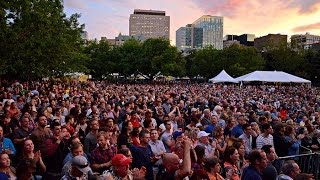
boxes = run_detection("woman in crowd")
[223,147,240,180]
[192,145,205,170]
[204,157,224,180]
[21,139,46,176]
[8,102,20,118]
[213,126,228,159]
[131,127,141,146]
[118,121,133,149]
[232,142,247,171]
[0,153,16,180]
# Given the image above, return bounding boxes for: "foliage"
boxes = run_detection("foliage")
[0,0,88,80]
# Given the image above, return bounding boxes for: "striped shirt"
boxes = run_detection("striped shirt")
[256,134,274,149]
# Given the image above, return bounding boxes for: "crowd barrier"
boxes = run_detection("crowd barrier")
[278,146,320,180]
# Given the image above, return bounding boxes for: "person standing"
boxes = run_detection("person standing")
[231,115,246,138]
[256,124,274,149]
[239,124,253,156]
[241,149,268,180]
[276,160,301,180]
[91,131,117,174]
[30,114,51,153]
[130,130,155,180]
[261,145,277,180]
[84,119,99,157]
[148,129,166,179]
[0,126,16,156]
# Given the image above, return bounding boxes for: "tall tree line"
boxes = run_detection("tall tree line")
[1,0,320,83]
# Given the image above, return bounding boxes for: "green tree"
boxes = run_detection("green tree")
[0,0,88,80]
[188,46,220,79]
[263,44,308,77]
[84,40,116,79]
[118,39,143,77]
[141,38,185,80]
[219,45,265,77]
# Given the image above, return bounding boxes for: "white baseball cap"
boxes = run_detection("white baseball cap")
[197,131,210,139]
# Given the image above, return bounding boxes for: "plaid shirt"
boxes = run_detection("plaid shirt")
[91,145,117,165]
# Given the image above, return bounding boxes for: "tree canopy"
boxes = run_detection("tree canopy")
[1,1,320,84]
[0,0,89,80]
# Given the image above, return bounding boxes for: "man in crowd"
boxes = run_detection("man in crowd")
[30,114,51,153]
[84,119,99,157]
[43,122,70,180]
[242,149,268,180]
[239,123,253,156]
[276,160,301,180]
[12,115,32,154]
[157,138,192,180]
[103,154,146,180]
[197,131,216,158]
[91,131,117,173]
[130,130,155,180]
[149,129,166,178]
[61,155,93,180]
[256,123,274,149]
[160,120,174,152]
[0,125,16,155]
[231,114,246,138]
[261,145,278,180]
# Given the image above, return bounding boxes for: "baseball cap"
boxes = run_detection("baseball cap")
[112,154,131,166]
[197,131,210,139]
[72,156,91,173]
[172,131,183,140]
[191,108,197,112]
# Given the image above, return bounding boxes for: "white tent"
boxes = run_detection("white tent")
[235,71,311,83]
[209,70,238,83]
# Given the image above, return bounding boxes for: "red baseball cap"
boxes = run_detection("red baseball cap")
[112,154,131,166]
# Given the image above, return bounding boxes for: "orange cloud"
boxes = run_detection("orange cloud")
[292,22,320,33]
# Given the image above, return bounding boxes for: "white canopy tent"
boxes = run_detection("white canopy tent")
[235,71,311,83]
[209,70,238,83]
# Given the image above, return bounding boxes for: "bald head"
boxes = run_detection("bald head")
[163,153,179,165]
[163,153,180,173]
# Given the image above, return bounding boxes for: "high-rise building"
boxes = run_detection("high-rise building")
[129,9,170,40]
[176,24,192,52]
[291,33,320,49]
[192,15,223,49]
[254,34,287,51]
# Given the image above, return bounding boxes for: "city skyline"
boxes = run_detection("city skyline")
[64,0,320,45]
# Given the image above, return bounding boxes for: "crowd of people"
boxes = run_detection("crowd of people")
[0,80,319,180]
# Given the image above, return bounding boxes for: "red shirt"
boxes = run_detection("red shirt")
[130,118,140,128]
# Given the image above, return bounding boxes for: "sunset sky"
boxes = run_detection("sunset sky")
[64,0,320,45]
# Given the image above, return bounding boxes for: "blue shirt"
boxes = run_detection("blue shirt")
[231,124,243,138]
[0,172,8,180]
[0,138,16,155]
[205,124,215,134]
[129,144,154,180]
[242,165,262,180]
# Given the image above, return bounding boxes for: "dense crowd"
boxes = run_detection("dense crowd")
[0,80,319,180]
